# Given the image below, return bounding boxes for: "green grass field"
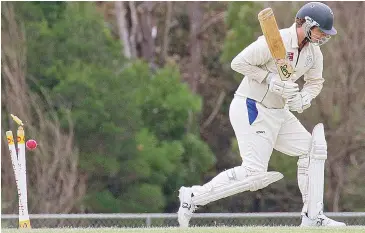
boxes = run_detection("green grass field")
[2,226,365,233]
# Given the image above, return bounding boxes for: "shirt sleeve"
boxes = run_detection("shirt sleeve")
[302,49,324,99]
[230,36,272,84]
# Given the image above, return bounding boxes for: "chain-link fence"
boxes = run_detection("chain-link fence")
[2,213,365,228]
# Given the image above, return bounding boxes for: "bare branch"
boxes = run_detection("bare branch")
[201,90,226,130]
[198,11,225,36]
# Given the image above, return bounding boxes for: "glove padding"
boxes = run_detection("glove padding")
[287,91,312,113]
[266,73,299,99]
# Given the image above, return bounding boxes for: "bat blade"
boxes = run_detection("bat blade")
[258,8,293,81]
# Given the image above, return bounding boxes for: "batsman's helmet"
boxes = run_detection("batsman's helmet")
[296,2,336,45]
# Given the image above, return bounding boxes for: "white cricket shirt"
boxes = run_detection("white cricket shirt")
[231,23,324,109]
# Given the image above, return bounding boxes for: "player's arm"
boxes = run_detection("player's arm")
[287,51,324,112]
[230,37,272,84]
[302,50,324,99]
[231,37,299,98]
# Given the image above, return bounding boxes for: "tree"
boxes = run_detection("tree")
[5,1,215,213]
[1,1,85,214]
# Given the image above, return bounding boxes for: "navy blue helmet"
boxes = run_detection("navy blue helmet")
[296,2,336,45]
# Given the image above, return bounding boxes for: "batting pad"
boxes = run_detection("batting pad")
[307,123,328,219]
[192,171,283,206]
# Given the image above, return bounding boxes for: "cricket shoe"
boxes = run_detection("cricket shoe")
[300,212,346,227]
[177,186,197,228]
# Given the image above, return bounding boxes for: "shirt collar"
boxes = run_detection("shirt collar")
[289,23,299,49]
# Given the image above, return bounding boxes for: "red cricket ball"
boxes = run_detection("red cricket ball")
[26,139,37,150]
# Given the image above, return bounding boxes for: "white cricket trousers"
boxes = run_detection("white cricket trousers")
[229,95,312,172]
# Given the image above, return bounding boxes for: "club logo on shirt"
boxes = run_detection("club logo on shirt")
[305,55,313,67]
[287,52,294,61]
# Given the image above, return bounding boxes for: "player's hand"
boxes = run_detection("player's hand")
[287,91,312,113]
[266,73,299,99]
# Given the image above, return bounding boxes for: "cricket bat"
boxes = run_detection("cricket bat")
[258,8,293,81]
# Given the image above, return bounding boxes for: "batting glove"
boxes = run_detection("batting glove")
[266,73,299,99]
[287,91,312,113]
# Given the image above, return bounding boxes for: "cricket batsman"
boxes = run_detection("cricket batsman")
[178,2,346,227]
